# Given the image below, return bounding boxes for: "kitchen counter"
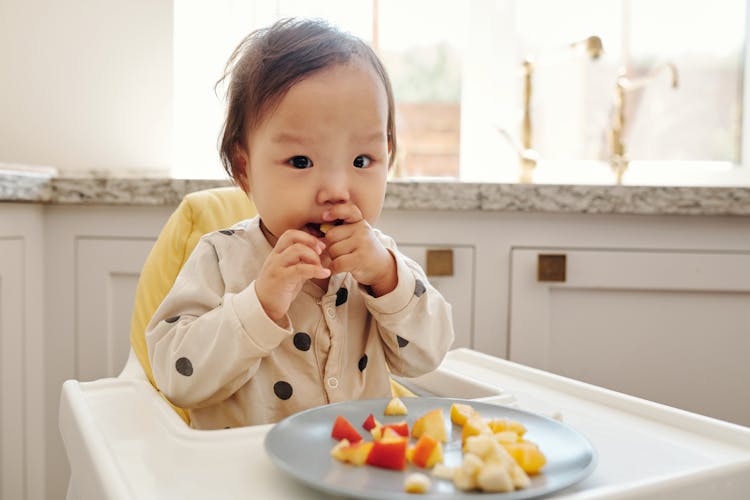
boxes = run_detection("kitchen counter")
[1,169,749,216]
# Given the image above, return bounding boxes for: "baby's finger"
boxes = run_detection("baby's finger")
[328,252,358,276]
[276,242,325,267]
[326,236,357,259]
[288,262,331,280]
[274,229,326,255]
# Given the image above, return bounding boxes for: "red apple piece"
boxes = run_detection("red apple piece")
[331,415,363,443]
[365,437,408,470]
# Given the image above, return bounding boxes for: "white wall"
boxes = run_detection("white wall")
[0,0,173,172]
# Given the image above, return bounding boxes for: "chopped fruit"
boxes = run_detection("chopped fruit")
[346,441,375,466]
[372,422,409,440]
[320,220,344,235]
[461,415,492,444]
[372,425,403,442]
[384,421,410,437]
[331,415,363,443]
[412,408,448,442]
[330,438,351,461]
[384,397,408,416]
[362,413,381,432]
[382,427,403,440]
[327,403,544,494]
[494,431,521,444]
[464,434,496,460]
[330,439,374,466]
[502,440,547,474]
[487,418,527,437]
[404,472,431,494]
[476,462,513,492]
[410,434,444,468]
[366,436,408,470]
[450,403,476,426]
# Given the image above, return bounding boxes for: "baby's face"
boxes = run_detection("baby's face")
[242,59,390,244]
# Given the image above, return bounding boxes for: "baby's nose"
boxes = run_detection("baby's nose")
[316,170,350,204]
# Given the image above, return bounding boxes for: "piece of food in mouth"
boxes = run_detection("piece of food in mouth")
[319,219,344,235]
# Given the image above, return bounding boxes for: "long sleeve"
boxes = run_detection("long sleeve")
[146,237,292,409]
[361,233,455,377]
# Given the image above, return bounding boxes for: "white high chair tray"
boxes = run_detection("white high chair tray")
[59,348,750,500]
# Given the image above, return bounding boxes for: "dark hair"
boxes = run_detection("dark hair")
[216,18,397,192]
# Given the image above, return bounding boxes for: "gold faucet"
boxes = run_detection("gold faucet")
[498,36,604,183]
[609,62,679,184]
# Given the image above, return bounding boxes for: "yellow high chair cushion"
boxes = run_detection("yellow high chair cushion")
[129,186,413,425]
[130,187,256,423]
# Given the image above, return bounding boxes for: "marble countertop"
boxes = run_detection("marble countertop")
[2,169,749,216]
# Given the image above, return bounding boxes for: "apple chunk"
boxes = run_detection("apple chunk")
[366,436,408,470]
[411,408,448,442]
[331,415,363,443]
[384,397,408,416]
[409,434,444,468]
[330,439,374,466]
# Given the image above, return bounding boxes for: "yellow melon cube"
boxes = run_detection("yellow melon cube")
[450,403,476,426]
[502,440,547,474]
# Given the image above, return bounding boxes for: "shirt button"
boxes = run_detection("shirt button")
[326,307,335,319]
[327,377,339,389]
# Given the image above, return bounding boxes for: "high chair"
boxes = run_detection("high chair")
[59,186,414,498]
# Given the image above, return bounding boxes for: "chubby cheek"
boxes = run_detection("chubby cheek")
[357,187,387,225]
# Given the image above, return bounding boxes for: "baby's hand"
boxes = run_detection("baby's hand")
[255,230,331,322]
[322,204,397,296]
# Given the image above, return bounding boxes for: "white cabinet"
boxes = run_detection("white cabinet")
[43,205,172,500]
[509,248,750,426]
[398,244,474,349]
[75,238,155,381]
[0,238,25,500]
[0,205,45,500]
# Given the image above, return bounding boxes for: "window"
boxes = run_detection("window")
[173,0,748,184]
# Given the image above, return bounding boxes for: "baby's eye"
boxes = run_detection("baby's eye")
[288,156,313,169]
[353,155,372,168]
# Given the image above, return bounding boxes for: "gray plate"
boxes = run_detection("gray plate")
[264,397,596,499]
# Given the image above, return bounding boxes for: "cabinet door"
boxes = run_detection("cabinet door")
[509,248,750,426]
[76,238,154,381]
[0,239,24,499]
[398,245,473,349]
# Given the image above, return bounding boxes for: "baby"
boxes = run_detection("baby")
[146,18,454,429]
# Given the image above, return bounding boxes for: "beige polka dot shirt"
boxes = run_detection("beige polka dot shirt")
[146,216,454,429]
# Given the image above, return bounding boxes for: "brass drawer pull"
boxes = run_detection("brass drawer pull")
[538,254,566,282]
[426,249,454,276]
